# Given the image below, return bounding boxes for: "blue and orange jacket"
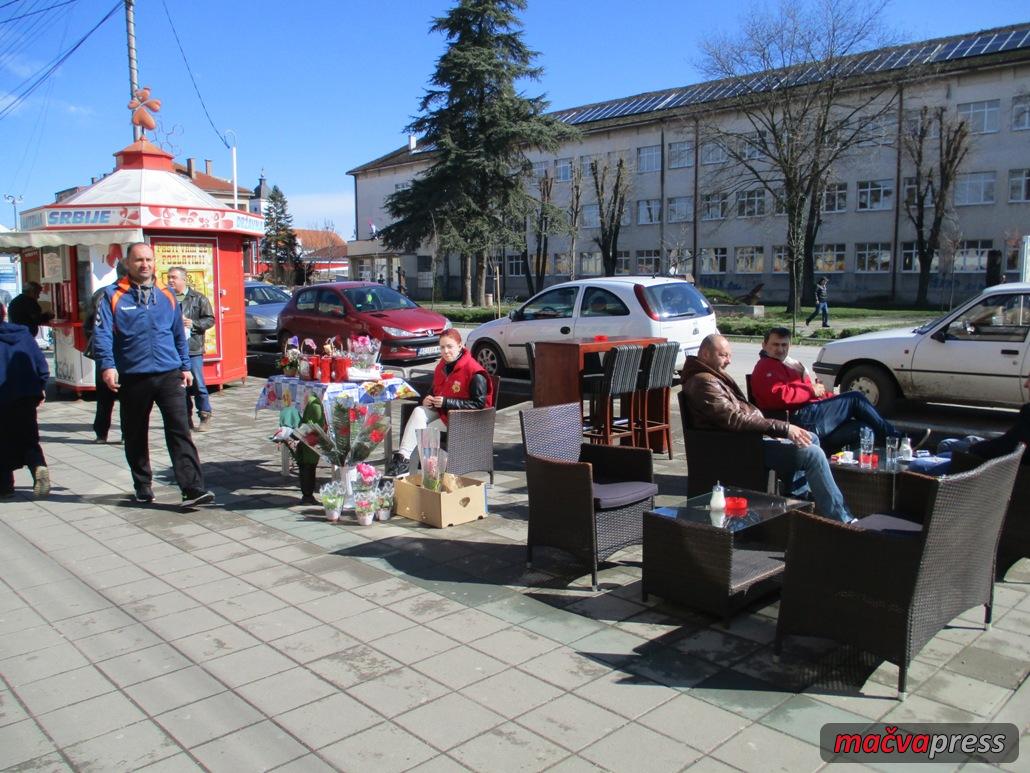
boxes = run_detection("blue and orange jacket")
[92,278,191,375]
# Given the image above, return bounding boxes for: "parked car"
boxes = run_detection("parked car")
[244,280,292,351]
[813,282,1030,415]
[276,281,450,362]
[465,276,718,374]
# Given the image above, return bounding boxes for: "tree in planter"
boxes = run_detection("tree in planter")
[380,0,575,306]
[699,0,898,323]
[900,105,970,306]
[591,156,630,276]
[261,185,299,285]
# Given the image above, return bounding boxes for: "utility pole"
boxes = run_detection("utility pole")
[125,0,140,141]
[3,194,22,229]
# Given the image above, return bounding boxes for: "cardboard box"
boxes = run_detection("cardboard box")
[394,473,487,528]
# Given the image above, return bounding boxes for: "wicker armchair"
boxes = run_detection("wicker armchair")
[520,402,658,590]
[774,446,1023,699]
[678,390,775,497]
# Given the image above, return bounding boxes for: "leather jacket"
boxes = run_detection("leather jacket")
[680,355,790,437]
[178,289,215,356]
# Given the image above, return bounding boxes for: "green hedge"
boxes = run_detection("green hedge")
[717,316,878,340]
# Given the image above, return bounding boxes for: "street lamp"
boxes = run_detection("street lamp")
[3,194,23,229]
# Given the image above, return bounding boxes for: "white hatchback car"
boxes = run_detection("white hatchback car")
[813,282,1030,415]
[466,276,718,374]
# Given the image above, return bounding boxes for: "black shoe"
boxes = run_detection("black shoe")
[0,488,14,499]
[134,486,155,503]
[94,435,108,444]
[300,494,319,505]
[384,453,410,478]
[181,489,215,507]
[912,427,932,451]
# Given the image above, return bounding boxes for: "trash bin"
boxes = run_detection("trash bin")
[484,292,494,306]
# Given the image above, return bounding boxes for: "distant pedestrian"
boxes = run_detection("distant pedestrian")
[166,267,215,431]
[0,303,50,498]
[806,277,830,328]
[7,281,54,337]
[85,285,119,443]
[92,243,214,507]
[376,273,385,285]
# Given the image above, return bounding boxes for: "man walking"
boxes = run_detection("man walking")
[7,281,54,337]
[166,267,215,431]
[92,242,214,507]
[0,303,50,498]
[85,285,119,443]
[805,277,830,327]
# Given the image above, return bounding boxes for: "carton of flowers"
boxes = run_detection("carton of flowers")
[394,440,487,528]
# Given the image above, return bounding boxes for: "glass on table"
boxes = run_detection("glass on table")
[859,427,875,469]
[885,436,900,471]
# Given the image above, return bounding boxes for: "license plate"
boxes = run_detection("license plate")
[418,346,440,358]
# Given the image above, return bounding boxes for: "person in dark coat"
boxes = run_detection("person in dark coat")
[7,281,54,337]
[166,267,215,431]
[805,277,830,327]
[85,284,119,443]
[0,303,50,497]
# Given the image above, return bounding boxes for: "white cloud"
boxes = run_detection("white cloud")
[286,191,355,238]
[0,54,44,80]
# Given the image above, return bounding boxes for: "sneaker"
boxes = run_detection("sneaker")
[181,489,215,507]
[384,453,410,478]
[300,494,319,506]
[32,467,50,498]
[197,412,212,432]
[134,485,155,503]
[912,427,932,451]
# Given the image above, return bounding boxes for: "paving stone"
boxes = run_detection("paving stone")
[236,666,337,716]
[191,720,307,770]
[519,610,609,645]
[236,607,323,642]
[467,626,559,665]
[62,720,181,771]
[882,694,982,724]
[424,607,512,642]
[580,721,703,771]
[411,645,509,691]
[406,754,476,773]
[673,627,765,667]
[0,623,67,658]
[154,691,264,748]
[711,722,822,772]
[346,666,449,718]
[352,576,426,605]
[16,665,116,715]
[0,606,47,635]
[208,589,289,622]
[516,647,614,692]
[319,721,437,773]
[395,692,506,751]
[0,689,29,727]
[1,641,90,686]
[371,625,461,664]
[125,665,227,716]
[75,623,164,661]
[173,623,260,662]
[307,645,404,689]
[573,670,677,720]
[97,643,193,688]
[104,577,177,605]
[36,690,147,747]
[182,577,258,604]
[915,668,1013,717]
[759,694,872,747]
[638,693,751,752]
[450,722,568,773]
[268,623,360,663]
[459,668,563,719]
[135,752,206,772]
[273,691,381,750]
[387,592,467,624]
[0,719,57,768]
[52,607,137,640]
[123,591,202,622]
[298,591,377,624]
[145,606,229,641]
[339,606,417,642]
[690,669,793,720]
[516,692,627,753]
[216,552,284,576]
[946,645,1030,689]
[265,576,343,605]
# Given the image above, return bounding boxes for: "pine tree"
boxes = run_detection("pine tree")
[261,186,299,285]
[380,0,576,306]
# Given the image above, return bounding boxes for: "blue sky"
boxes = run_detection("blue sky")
[0,0,1027,238]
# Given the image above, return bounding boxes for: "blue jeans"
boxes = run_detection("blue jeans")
[807,301,829,326]
[792,391,898,451]
[186,354,211,417]
[763,435,852,522]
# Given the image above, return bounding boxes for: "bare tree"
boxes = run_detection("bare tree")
[699,0,897,324]
[900,105,970,305]
[590,156,630,276]
[566,163,584,281]
[527,171,567,295]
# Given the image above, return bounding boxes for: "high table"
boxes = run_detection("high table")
[829,455,900,518]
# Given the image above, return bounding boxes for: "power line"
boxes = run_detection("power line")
[0,0,76,24]
[159,0,227,148]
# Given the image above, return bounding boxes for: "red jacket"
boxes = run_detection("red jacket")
[431,348,494,425]
[750,353,826,411]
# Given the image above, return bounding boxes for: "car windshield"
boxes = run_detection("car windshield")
[913,313,949,334]
[343,286,417,312]
[246,285,291,304]
[643,282,710,319]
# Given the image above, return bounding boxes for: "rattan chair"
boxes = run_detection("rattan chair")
[583,345,643,446]
[745,373,791,422]
[520,402,658,590]
[774,445,1023,699]
[631,341,679,458]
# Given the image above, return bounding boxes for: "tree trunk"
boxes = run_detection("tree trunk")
[461,254,472,307]
[917,256,932,305]
[475,251,487,306]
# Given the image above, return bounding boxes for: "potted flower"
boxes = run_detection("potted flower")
[376,480,394,521]
[279,336,301,377]
[354,462,380,493]
[320,481,344,523]
[354,494,376,526]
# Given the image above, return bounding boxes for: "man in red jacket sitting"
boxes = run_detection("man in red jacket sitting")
[750,327,927,454]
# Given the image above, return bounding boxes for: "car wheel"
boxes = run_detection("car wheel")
[840,364,897,417]
[473,341,505,376]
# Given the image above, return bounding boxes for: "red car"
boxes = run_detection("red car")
[276,282,450,362]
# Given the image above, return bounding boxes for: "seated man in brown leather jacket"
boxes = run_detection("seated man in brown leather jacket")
[681,334,853,522]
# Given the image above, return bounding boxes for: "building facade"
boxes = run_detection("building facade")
[349,24,1030,304]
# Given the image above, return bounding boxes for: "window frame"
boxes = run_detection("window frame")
[957,99,1000,134]
[1008,169,1030,203]
[821,183,848,213]
[667,140,694,169]
[699,247,727,274]
[636,145,661,174]
[856,179,894,211]
[637,198,662,225]
[735,189,766,218]
[734,246,765,274]
[813,243,847,272]
[855,242,892,273]
[554,157,573,182]
[667,195,693,223]
[954,171,996,207]
[701,192,728,221]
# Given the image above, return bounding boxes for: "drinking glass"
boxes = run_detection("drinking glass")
[859,427,874,469]
[885,436,900,471]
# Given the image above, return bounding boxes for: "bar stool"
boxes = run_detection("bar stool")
[582,345,643,445]
[631,341,679,458]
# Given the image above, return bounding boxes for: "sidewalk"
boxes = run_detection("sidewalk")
[1,379,1028,772]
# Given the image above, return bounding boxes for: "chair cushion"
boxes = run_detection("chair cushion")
[854,513,923,537]
[592,480,659,510]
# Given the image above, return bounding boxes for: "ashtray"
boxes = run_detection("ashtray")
[725,497,748,516]
[593,335,609,342]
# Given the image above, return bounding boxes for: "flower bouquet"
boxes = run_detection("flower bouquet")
[421,449,448,492]
[354,492,377,526]
[354,462,380,493]
[320,481,345,523]
[278,336,301,376]
[346,335,382,381]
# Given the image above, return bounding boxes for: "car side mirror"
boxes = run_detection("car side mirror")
[930,329,948,343]
[508,309,519,321]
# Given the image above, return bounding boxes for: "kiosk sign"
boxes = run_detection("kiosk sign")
[153,240,219,357]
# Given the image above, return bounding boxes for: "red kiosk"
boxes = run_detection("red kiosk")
[0,139,263,394]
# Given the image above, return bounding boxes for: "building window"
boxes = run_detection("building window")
[700,141,727,165]
[736,189,766,218]
[735,246,764,273]
[857,179,893,211]
[579,251,602,276]
[772,245,789,272]
[554,158,572,182]
[394,181,411,190]
[637,199,661,225]
[856,242,891,272]
[506,253,525,276]
[636,249,661,274]
[700,247,727,274]
[740,131,766,160]
[900,242,939,272]
[552,253,572,274]
[954,240,993,272]
[531,160,549,179]
[580,203,600,229]
[636,145,660,173]
[668,140,694,169]
[667,196,693,223]
[957,100,1000,134]
[813,243,846,272]
[615,250,631,275]
[668,248,691,274]
[580,154,598,177]
[822,183,847,213]
[903,109,940,139]
[903,177,934,207]
[1014,96,1030,131]
[701,192,728,221]
[954,172,996,206]
[1008,169,1030,202]
[773,188,787,216]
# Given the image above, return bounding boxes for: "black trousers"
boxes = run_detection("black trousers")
[119,370,205,492]
[0,396,45,489]
[93,360,117,439]
[971,404,1030,465]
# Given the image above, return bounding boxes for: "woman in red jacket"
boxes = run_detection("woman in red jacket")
[385,328,494,477]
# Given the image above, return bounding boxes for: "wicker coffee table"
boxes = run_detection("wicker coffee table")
[642,488,813,624]
[830,456,900,518]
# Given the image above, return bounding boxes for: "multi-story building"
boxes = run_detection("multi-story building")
[349,24,1030,303]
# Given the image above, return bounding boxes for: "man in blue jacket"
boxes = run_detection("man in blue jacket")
[0,303,50,498]
[92,242,214,507]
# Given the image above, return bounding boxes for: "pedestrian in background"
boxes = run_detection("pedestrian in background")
[166,267,215,431]
[806,276,830,328]
[92,242,214,507]
[85,282,120,443]
[7,281,54,337]
[0,303,50,498]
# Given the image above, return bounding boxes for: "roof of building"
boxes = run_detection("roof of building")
[172,163,251,197]
[348,21,1030,176]
[306,244,349,261]
[296,229,346,248]
[253,175,272,199]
